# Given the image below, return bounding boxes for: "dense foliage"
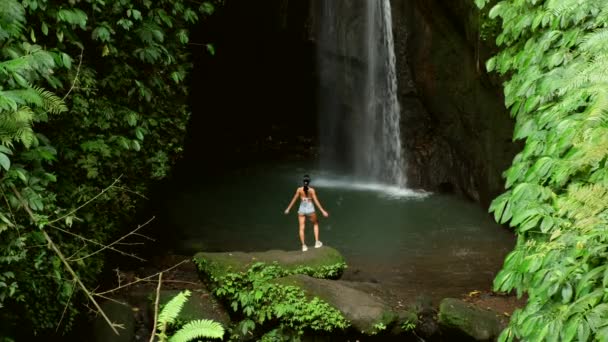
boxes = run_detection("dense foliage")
[0,0,217,337]
[194,259,350,340]
[476,0,608,340]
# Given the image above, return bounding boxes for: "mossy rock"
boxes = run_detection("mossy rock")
[150,289,231,327]
[194,246,345,282]
[273,274,402,334]
[438,298,504,341]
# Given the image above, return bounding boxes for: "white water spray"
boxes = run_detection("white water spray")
[318,0,406,187]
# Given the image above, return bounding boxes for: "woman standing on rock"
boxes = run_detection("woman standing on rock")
[284,175,329,251]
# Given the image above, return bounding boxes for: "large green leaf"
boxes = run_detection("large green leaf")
[0,153,10,171]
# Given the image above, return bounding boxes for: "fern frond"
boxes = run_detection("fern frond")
[1,89,43,108]
[0,57,30,75]
[0,112,35,148]
[0,0,25,41]
[169,319,224,342]
[0,91,19,112]
[35,87,68,114]
[579,28,608,52]
[558,183,608,227]
[157,290,190,328]
[583,89,608,126]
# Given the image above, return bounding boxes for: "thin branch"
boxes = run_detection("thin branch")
[0,188,17,224]
[11,186,120,336]
[60,48,84,102]
[131,232,156,241]
[111,185,149,200]
[95,293,129,306]
[69,216,154,262]
[95,260,188,296]
[56,279,77,332]
[150,273,163,342]
[138,279,199,286]
[47,175,122,225]
[114,242,145,246]
[50,224,146,262]
[115,268,122,288]
[67,241,90,260]
[0,188,20,238]
[24,243,50,250]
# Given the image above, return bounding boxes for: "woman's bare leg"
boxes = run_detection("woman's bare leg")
[310,213,320,242]
[298,215,306,246]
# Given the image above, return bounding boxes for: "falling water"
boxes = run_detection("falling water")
[318,0,406,187]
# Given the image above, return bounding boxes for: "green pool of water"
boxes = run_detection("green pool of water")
[164,162,515,301]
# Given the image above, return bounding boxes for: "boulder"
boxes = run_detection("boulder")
[152,289,231,327]
[438,298,504,341]
[274,275,402,334]
[194,246,345,281]
[92,299,135,342]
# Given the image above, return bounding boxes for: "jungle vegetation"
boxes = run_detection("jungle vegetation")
[477,0,608,340]
[5,0,608,340]
[0,0,217,338]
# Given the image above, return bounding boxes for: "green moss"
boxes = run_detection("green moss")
[193,247,345,282]
[438,298,501,340]
[192,253,349,338]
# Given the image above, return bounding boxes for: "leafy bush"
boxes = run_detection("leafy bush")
[0,0,220,337]
[195,260,350,339]
[476,0,608,340]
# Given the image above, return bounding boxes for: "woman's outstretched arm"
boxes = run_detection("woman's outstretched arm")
[285,189,299,214]
[311,189,329,217]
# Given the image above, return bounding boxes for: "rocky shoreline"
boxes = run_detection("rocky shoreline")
[90,249,523,341]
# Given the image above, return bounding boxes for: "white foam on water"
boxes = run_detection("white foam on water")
[312,177,430,199]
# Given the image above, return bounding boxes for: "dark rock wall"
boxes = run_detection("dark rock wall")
[391,0,518,206]
[185,0,517,207]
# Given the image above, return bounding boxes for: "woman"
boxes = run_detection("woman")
[284,175,329,251]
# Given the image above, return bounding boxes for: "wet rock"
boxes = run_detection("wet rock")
[193,246,345,280]
[92,299,135,342]
[438,298,504,341]
[391,0,519,207]
[412,295,441,339]
[150,289,231,327]
[274,274,403,334]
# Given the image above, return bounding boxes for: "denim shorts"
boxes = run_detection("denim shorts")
[298,201,315,215]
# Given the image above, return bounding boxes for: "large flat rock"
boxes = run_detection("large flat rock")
[194,246,345,279]
[274,275,400,334]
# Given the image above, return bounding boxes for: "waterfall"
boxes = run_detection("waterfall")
[318,0,406,187]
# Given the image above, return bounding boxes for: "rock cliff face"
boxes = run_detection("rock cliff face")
[189,0,518,206]
[392,0,519,206]
[305,0,517,206]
